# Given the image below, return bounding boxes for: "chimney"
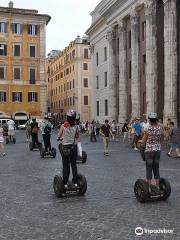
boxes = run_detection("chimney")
[9,1,14,8]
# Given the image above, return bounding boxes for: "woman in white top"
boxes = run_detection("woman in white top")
[0,124,5,156]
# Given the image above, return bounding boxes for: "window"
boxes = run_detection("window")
[73,79,75,88]
[105,99,108,116]
[14,44,20,56]
[96,52,99,66]
[70,97,72,106]
[96,76,99,89]
[28,24,38,35]
[0,44,7,56]
[128,30,131,49]
[0,66,5,79]
[104,72,108,87]
[142,21,146,41]
[84,48,89,59]
[70,81,72,89]
[30,45,36,57]
[83,78,88,88]
[61,72,63,78]
[12,23,22,34]
[84,96,88,105]
[0,92,6,102]
[129,61,131,79]
[12,92,22,102]
[72,50,75,58]
[14,67,21,80]
[28,92,38,102]
[30,68,36,84]
[0,22,7,33]
[66,68,69,75]
[104,47,107,61]
[97,101,99,116]
[143,54,146,75]
[73,96,75,106]
[83,63,88,70]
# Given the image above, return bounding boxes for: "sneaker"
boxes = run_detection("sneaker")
[105,152,109,156]
[167,153,171,157]
[64,184,68,189]
[134,147,138,150]
[2,153,6,156]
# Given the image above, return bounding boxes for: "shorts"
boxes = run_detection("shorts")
[0,136,4,143]
[171,143,179,150]
[8,130,14,135]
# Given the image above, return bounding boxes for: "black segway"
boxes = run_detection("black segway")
[134,178,171,203]
[77,151,87,163]
[6,135,16,144]
[53,174,87,198]
[40,147,56,158]
[29,142,42,151]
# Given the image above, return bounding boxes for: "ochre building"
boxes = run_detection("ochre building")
[46,36,92,122]
[0,2,50,122]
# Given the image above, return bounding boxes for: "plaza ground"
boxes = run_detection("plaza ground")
[0,131,179,240]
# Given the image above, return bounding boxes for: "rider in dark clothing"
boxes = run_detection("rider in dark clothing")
[31,118,40,148]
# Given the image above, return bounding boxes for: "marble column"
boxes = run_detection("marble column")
[145,0,158,114]
[131,10,140,118]
[163,0,177,123]
[118,20,128,123]
[106,28,117,121]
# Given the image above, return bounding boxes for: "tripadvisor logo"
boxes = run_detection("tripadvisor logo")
[135,227,143,236]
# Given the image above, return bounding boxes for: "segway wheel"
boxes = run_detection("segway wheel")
[40,148,45,158]
[77,174,87,195]
[6,138,9,144]
[82,151,87,163]
[53,175,64,197]
[29,142,33,151]
[51,148,56,158]
[134,179,150,203]
[13,137,16,144]
[159,178,171,200]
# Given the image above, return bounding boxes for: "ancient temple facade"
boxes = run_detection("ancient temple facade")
[86,0,180,126]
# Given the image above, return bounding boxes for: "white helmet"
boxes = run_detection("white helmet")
[148,112,158,119]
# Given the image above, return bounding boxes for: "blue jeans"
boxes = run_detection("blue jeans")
[145,151,161,180]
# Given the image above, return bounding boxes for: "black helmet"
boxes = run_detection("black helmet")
[66,110,76,119]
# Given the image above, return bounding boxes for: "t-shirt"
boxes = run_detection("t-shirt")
[101,124,110,137]
[122,123,128,132]
[7,120,15,130]
[31,121,39,133]
[111,123,117,133]
[133,123,142,136]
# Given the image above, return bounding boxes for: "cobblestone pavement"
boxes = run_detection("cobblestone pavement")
[0,131,179,240]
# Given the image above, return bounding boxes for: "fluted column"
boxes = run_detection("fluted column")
[163,0,177,123]
[145,0,158,114]
[131,10,140,118]
[106,29,117,120]
[118,20,128,123]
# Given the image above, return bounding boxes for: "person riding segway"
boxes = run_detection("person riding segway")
[6,118,16,144]
[134,112,171,202]
[29,118,42,151]
[40,117,56,158]
[53,110,87,197]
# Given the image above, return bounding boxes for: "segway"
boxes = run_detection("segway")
[6,135,16,144]
[134,178,171,203]
[40,147,56,158]
[53,174,87,198]
[29,141,42,151]
[77,151,87,164]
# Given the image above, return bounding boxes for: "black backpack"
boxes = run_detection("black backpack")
[44,124,51,134]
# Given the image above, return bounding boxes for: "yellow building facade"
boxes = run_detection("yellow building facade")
[46,36,92,122]
[0,2,50,122]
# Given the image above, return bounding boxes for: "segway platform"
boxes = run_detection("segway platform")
[53,174,87,197]
[134,178,171,203]
[40,147,56,158]
[29,142,42,151]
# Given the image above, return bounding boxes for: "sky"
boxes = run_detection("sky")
[0,0,102,54]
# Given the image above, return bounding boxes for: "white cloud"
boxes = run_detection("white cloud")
[0,0,101,53]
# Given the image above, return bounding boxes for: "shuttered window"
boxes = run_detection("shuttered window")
[14,67,20,80]
[0,22,7,33]
[28,92,38,102]
[14,45,20,56]
[0,66,5,79]
[12,23,22,34]
[28,24,38,35]
[30,45,35,57]
[30,68,36,84]
[0,92,6,102]
[12,92,22,102]
[0,44,7,56]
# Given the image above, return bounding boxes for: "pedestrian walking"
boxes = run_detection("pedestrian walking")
[100,119,112,156]
[25,119,32,141]
[122,119,129,143]
[31,118,40,148]
[167,122,180,158]
[132,118,142,150]
[90,121,97,142]
[0,124,5,156]
[41,117,53,153]
[139,112,163,193]
[96,121,101,135]
[111,120,117,141]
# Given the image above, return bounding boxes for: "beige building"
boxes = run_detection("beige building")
[0,1,50,122]
[46,36,92,122]
[86,0,180,126]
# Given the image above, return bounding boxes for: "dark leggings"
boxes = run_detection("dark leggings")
[61,145,78,185]
[145,151,161,180]
[31,133,39,148]
[43,134,51,151]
